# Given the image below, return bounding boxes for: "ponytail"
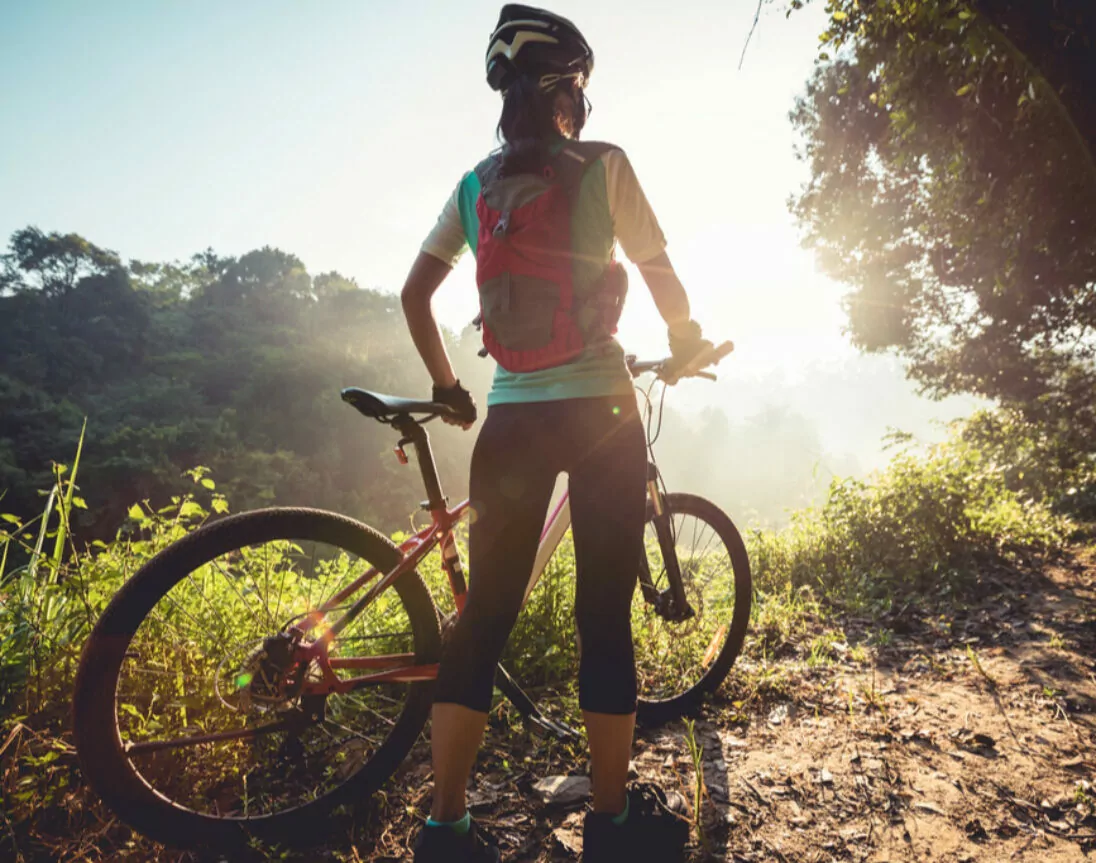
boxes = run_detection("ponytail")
[496,75,589,177]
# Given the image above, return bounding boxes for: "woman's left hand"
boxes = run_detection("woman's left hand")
[432,380,478,429]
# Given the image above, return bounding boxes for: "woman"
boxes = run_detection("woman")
[401,6,712,861]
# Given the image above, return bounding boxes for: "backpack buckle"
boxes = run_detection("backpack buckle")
[494,211,511,237]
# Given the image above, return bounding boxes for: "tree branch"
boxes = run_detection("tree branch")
[739,0,765,70]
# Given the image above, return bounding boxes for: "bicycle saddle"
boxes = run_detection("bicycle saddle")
[341,387,452,421]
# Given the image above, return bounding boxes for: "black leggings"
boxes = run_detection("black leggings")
[433,396,647,715]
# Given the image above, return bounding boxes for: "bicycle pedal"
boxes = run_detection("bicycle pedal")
[524,713,582,742]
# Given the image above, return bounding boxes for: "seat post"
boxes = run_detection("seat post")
[397,419,447,511]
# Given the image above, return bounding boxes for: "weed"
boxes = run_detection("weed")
[682,719,708,852]
[965,644,998,689]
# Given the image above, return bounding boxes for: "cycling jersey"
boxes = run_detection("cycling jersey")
[422,147,667,406]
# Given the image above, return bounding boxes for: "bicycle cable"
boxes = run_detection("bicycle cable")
[635,376,678,551]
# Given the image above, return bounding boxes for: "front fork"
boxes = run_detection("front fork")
[647,461,693,621]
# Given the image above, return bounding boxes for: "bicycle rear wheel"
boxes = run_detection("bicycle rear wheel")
[73,507,440,850]
[634,493,751,725]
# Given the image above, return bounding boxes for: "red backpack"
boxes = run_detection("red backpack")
[474,141,627,373]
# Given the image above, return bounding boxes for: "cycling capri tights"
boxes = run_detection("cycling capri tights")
[433,395,647,715]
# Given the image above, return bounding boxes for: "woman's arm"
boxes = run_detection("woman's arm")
[400,251,459,388]
[635,250,690,328]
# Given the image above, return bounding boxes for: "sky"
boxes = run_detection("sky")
[0,0,977,469]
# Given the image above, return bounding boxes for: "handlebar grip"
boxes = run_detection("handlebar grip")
[675,340,734,381]
[713,340,735,362]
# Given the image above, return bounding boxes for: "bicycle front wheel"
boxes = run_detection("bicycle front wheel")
[73,507,441,850]
[634,493,751,725]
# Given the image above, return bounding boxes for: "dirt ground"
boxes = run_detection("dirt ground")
[6,547,1095,862]
[362,545,1096,862]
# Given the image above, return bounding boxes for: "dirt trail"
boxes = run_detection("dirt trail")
[368,546,1096,862]
[8,548,1095,861]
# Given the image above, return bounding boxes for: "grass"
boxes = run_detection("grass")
[966,643,999,689]
[0,409,1081,860]
[682,718,709,853]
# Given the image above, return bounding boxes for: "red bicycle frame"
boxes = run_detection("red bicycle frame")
[294,415,577,697]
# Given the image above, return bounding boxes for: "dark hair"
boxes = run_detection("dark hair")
[496,75,588,177]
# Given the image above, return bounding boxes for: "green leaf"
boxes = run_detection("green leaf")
[72,496,88,509]
[958,9,974,20]
[956,83,975,97]
[832,10,848,21]
[200,478,216,490]
[128,504,144,520]
[179,500,205,519]
[1,514,21,525]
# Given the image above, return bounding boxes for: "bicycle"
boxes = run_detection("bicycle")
[72,343,751,850]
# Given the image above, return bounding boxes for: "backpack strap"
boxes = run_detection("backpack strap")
[552,141,620,197]
[473,152,503,187]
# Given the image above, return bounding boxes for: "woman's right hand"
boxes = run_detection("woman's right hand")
[668,319,714,367]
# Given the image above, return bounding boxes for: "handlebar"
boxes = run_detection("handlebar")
[626,340,735,384]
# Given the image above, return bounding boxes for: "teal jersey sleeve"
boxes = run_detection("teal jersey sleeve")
[457,171,482,255]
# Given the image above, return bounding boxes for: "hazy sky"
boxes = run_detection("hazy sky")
[0,1,976,467]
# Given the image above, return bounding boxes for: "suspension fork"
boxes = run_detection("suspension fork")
[647,461,691,618]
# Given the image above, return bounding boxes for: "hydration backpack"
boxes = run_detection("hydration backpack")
[474,141,628,373]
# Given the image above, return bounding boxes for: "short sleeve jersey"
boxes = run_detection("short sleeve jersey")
[421,146,667,406]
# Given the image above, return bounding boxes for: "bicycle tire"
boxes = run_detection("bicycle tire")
[72,507,441,850]
[635,493,751,726]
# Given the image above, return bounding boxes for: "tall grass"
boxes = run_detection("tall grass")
[1,421,92,717]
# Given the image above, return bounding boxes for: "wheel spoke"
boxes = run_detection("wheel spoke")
[126,719,294,755]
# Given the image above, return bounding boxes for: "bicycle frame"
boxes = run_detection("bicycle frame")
[295,418,577,698]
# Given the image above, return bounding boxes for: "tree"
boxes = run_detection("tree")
[0,227,120,298]
[0,228,489,541]
[790,0,1096,456]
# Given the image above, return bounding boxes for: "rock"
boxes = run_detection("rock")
[628,759,639,779]
[466,787,499,810]
[819,768,834,785]
[768,704,791,726]
[532,775,591,806]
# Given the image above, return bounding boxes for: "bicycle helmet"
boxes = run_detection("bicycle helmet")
[485,4,594,94]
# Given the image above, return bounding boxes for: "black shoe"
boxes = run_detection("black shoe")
[412,819,501,863]
[582,783,690,862]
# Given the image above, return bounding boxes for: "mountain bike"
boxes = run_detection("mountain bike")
[72,343,751,850]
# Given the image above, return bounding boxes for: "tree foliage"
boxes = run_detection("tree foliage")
[790,0,1096,456]
[0,227,493,540]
